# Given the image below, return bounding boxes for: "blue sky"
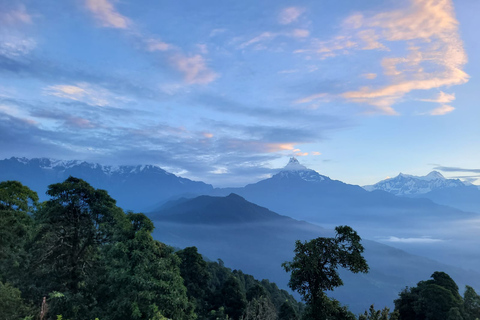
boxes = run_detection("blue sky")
[0,0,479,187]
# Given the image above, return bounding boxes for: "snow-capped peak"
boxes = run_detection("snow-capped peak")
[364,170,465,195]
[9,157,168,176]
[422,171,445,181]
[274,157,329,182]
[283,157,308,171]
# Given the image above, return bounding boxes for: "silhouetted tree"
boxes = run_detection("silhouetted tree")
[282,226,368,319]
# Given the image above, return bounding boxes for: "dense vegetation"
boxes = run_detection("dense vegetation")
[0,178,301,320]
[1,177,479,320]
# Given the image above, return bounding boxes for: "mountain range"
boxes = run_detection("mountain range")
[364,171,480,213]
[0,157,213,211]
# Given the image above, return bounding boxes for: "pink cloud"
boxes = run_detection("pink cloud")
[0,5,32,25]
[171,54,218,85]
[85,0,130,29]
[279,7,305,25]
[296,0,468,115]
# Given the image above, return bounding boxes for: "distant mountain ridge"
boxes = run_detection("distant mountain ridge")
[153,193,292,224]
[212,158,472,226]
[363,171,466,195]
[364,171,480,213]
[0,157,213,211]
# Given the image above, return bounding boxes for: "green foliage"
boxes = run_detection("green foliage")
[279,301,299,320]
[394,272,465,320]
[222,276,248,320]
[282,226,368,319]
[359,305,392,320]
[98,213,194,320]
[241,297,278,320]
[0,181,37,284]
[0,177,304,320]
[177,246,211,313]
[0,281,33,319]
[447,307,464,320]
[0,180,39,212]
[464,286,480,320]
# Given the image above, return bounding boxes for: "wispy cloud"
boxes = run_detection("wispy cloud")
[44,83,128,107]
[279,7,305,25]
[381,236,444,243]
[428,104,454,116]
[0,37,36,59]
[0,5,32,26]
[239,29,310,50]
[296,0,469,115]
[171,54,219,84]
[83,0,218,85]
[419,91,456,115]
[144,38,172,52]
[85,0,130,29]
[362,73,377,80]
[433,166,480,174]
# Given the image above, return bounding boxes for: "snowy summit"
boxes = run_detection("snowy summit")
[364,171,466,195]
[283,157,309,171]
[274,157,329,182]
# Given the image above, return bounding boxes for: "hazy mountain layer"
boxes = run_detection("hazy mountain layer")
[150,193,480,314]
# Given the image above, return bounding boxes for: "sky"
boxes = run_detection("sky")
[0,0,479,187]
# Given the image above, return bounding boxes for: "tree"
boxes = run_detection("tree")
[278,301,298,320]
[177,246,211,314]
[394,272,464,320]
[0,281,33,319]
[359,305,392,320]
[282,226,368,319]
[0,180,39,212]
[222,276,248,320]
[30,176,125,318]
[0,181,37,286]
[241,297,278,320]
[98,212,195,320]
[464,286,480,320]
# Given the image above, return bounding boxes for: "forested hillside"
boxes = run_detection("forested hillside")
[0,178,300,320]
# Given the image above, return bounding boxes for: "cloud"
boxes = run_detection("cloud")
[312,151,321,156]
[0,5,32,26]
[0,37,36,59]
[420,91,455,104]
[279,7,305,25]
[84,0,130,29]
[295,0,469,115]
[291,29,310,38]
[362,73,377,80]
[239,32,277,49]
[239,29,310,50]
[429,104,454,115]
[83,0,217,86]
[170,54,218,84]
[381,236,444,243]
[145,38,172,52]
[44,83,128,107]
[433,166,480,174]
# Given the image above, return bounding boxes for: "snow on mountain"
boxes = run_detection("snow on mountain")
[15,157,170,176]
[0,157,212,211]
[363,171,466,195]
[274,157,329,182]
